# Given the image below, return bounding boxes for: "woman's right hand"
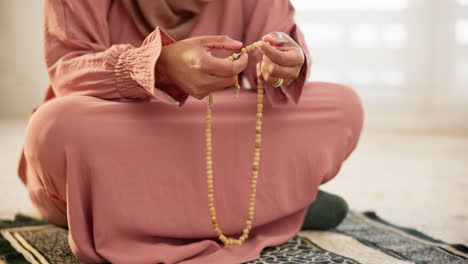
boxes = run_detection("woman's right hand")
[155,35,249,100]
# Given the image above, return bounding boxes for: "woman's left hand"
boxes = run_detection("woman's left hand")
[257,32,305,87]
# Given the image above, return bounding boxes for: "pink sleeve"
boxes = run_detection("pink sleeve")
[242,0,311,106]
[44,0,189,106]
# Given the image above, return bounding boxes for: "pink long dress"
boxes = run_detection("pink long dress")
[18,0,364,263]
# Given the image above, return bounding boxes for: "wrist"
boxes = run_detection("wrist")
[155,46,171,86]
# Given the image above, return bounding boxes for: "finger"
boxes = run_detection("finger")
[201,74,238,93]
[262,32,292,46]
[199,52,248,77]
[260,60,294,87]
[190,74,238,100]
[260,60,279,87]
[193,35,243,50]
[263,55,301,79]
[259,42,304,67]
[256,62,262,79]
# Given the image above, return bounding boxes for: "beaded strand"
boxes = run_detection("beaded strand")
[206,41,264,246]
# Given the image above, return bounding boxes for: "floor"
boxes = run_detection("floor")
[1,118,467,244]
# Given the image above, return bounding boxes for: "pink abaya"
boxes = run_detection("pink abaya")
[18,0,364,263]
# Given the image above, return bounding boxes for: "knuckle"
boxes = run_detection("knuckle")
[195,92,206,100]
[296,53,305,65]
[191,86,204,99]
[197,56,208,71]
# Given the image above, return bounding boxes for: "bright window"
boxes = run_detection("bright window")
[291,0,467,119]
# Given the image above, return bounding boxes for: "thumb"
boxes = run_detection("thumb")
[193,35,243,50]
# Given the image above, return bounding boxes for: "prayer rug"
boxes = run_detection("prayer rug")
[1,212,466,264]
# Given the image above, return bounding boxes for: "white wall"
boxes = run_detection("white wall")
[0,0,47,118]
[291,0,468,128]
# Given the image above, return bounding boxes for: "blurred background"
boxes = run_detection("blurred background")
[1,0,467,243]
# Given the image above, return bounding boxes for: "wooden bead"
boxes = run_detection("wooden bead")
[209,94,213,106]
[207,41,268,246]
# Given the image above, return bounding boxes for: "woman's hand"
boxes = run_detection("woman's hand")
[156,35,248,100]
[257,32,305,87]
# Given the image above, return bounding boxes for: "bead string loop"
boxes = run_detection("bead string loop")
[206,41,264,246]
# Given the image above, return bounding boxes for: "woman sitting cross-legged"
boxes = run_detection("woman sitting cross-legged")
[18,0,363,263]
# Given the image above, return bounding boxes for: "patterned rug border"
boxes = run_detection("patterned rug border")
[361,211,468,254]
[326,229,424,264]
[1,212,467,264]
[356,212,468,259]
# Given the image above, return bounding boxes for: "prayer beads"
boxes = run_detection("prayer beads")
[206,41,265,246]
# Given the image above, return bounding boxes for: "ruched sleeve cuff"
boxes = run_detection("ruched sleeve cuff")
[114,27,189,106]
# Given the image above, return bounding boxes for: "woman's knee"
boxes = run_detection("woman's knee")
[332,83,364,139]
[24,96,92,194]
[307,81,364,149]
[24,96,92,225]
[25,96,90,155]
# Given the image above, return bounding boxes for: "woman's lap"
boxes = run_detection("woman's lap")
[22,81,363,259]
